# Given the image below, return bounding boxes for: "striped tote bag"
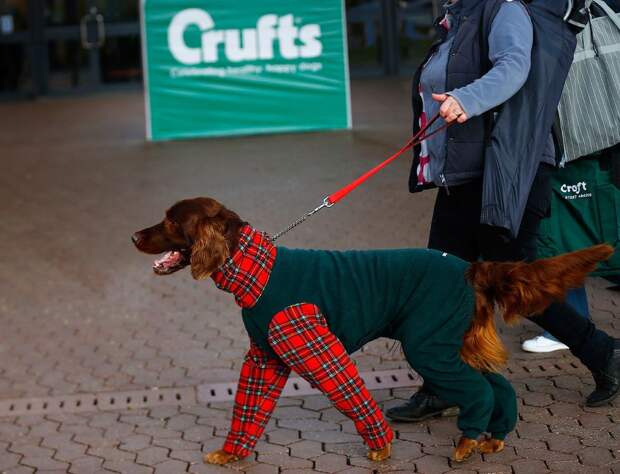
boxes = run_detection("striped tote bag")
[558,0,620,162]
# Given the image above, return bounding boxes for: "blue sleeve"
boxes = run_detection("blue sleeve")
[447,1,533,118]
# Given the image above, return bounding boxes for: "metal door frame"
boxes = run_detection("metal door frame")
[39,0,140,95]
[0,1,40,98]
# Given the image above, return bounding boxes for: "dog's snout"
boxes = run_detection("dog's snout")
[132,233,142,246]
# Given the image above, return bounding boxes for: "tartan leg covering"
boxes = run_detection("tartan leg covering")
[267,303,393,450]
[223,343,291,457]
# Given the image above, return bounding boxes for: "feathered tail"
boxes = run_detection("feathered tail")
[460,244,614,372]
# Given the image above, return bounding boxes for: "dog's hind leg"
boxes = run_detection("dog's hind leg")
[480,372,516,453]
[399,338,495,462]
[268,304,393,460]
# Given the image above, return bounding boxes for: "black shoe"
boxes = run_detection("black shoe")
[386,387,459,422]
[586,339,620,407]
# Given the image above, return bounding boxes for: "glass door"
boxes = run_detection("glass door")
[0,0,33,97]
[397,0,435,74]
[42,0,140,93]
[346,0,385,76]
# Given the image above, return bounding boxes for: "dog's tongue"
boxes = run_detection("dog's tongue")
[153,251,183,270]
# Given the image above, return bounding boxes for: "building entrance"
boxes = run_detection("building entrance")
[0,0,437,99]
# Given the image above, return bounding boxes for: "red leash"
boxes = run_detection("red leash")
[271,112,450,241]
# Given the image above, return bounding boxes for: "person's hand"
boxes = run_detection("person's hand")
[432,93,468,123]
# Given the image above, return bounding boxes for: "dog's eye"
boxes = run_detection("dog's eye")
[164,219,182,233]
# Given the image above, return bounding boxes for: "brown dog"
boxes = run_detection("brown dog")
[133,197,613,464]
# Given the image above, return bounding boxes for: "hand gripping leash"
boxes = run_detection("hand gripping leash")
[271,112,450,242]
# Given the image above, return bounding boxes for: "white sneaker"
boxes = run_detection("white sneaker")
[521,335,569,353]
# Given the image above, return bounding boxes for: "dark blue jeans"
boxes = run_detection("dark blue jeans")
[543,287,589,341]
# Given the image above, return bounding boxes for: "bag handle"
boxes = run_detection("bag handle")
[591,0,620,32]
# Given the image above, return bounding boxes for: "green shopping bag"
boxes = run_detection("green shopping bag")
[537,155,620,276]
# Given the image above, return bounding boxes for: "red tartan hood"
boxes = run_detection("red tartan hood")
[211,225,276,308]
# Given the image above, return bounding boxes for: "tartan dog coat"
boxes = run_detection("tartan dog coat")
[211,225,517,457]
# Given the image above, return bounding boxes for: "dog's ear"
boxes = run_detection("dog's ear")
[189,219,229,280]
[201,198,223,218]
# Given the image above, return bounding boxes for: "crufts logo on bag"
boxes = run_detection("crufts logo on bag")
[168,8,323,65]
[560,181,591,200]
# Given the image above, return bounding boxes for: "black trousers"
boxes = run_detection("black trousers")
[427,164,614,371]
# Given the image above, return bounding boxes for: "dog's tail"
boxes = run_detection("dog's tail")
[461,244,614,372]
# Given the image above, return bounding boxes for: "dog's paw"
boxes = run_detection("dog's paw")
[452,437,478,462]
[203,449,239,465]
[478,437,504,454]
[367,443,391,461]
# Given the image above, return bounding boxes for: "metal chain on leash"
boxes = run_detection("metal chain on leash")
[271,197,333,242]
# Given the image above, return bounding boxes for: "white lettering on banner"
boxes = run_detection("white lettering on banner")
[168,9,323,65]
[168,9,214,65]
[299,62,322,72]
[265,63,297,74]
[169,63,325,78]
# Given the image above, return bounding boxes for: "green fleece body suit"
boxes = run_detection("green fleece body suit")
[243,247,517,440]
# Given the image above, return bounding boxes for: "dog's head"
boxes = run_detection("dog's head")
[132,197,244,279]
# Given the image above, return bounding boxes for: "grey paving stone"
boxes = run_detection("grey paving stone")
[257,453,313,470]
[19,457,70,471]
[277,418,339,432]
[288,440,324,459]
[153,459,190,473]
[546,459,599,473]
[152,437,201,451]
[8,445,55,459]
[300,431,360,444]
[168,449,204,464]
[136,446,170,466]
[313,453,349,473]
[103,460,154,474]
[273,406,321,420]
[67,456,105,474]
[412,454,452,474]
[53,444,88,462]
[187,463,235,474]
[1,467,36,474]
[265,428,300,446]
[86,446,136,462]
[119,434,153,451]
[244,464,281,474]
[0,452,22,471]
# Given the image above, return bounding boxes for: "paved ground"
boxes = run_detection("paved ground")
[0,78,618,474]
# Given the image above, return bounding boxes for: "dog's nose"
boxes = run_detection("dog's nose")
[131,233,142,245]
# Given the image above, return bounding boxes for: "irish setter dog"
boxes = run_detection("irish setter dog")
[132,197,613,464]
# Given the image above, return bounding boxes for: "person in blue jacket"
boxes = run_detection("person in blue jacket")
[522,0,620,353]
[387,0,620,423]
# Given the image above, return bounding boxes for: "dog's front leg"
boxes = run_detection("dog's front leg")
[204,343,291,465]
[368,443,392,461]
[203,450,239,465]
[267,304,394,461]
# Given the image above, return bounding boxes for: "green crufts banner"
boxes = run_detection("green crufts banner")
[141,0,351,141]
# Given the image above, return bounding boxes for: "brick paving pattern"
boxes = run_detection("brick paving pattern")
[0,79,618,473]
